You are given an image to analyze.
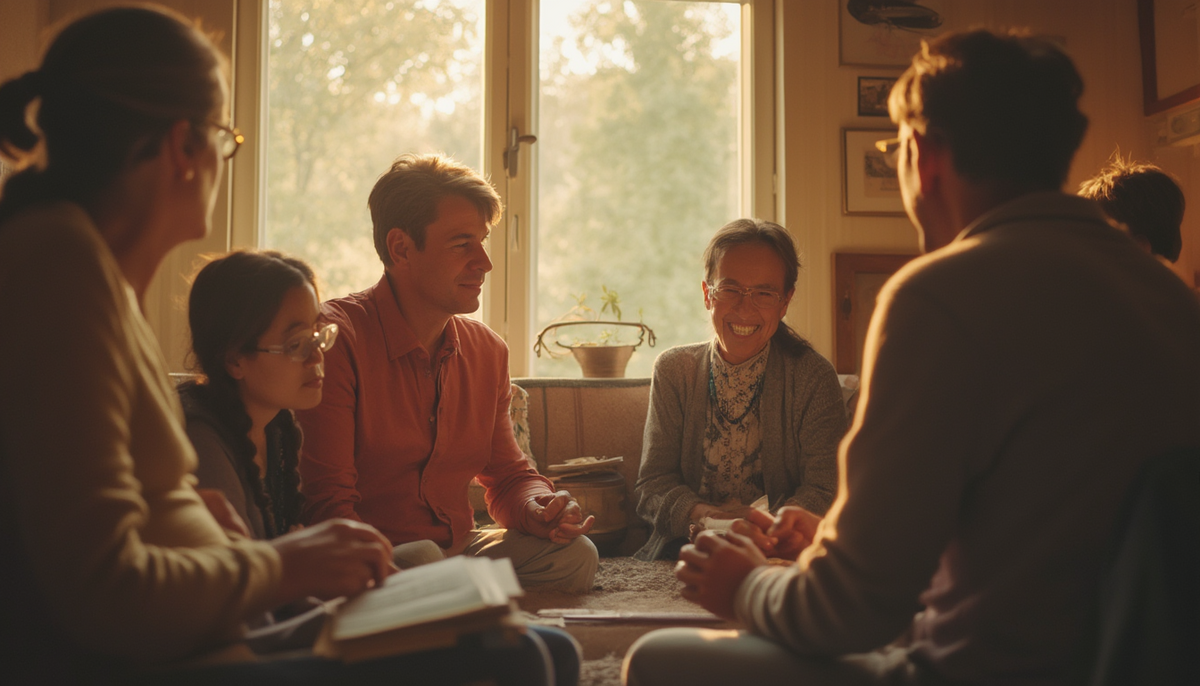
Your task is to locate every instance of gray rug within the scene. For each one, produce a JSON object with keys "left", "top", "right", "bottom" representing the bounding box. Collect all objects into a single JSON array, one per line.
[{"left": 521, "top": 557, "right": 741, "bottom": 686}]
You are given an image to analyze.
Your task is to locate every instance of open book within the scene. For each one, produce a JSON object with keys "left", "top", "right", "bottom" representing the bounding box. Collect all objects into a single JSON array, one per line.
[{"left": 313, "top": 556, "right": 524, "bottom": 662}]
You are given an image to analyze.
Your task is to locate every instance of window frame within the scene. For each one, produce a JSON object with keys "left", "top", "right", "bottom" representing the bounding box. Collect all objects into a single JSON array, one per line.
[
  {"left": 148, "top": 0, "right": 776, "bottom": 375},
  {"left": 486, "top": 0, "right": 778, "bottom": 376}
]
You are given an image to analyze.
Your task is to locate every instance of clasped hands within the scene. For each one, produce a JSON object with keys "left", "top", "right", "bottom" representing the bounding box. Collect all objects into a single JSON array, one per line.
[
  {"left": 675, "top": 505, "right": 822, "bottom": 619},
  {"left": 521, "top": 489, "right": 595, "bottom": 544}
]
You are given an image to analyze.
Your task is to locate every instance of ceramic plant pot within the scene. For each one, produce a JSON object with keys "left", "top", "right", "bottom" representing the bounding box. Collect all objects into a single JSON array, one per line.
[{"left": 534, "top": 321, "right": 656, "bottom": 378}]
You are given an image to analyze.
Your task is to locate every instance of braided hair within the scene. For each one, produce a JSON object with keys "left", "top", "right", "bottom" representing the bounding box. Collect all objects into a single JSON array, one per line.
[{"left": 186, "top": 250, "right": 317, "bottom": 537}]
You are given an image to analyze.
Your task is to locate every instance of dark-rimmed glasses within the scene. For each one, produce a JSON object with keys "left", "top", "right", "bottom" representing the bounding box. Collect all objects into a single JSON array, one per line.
[
  {"left": 707, "top": 284, "right": 785, "bottom": 309},
  {"left": 256, "top": 323, "right": 338, "bottom": 362}
]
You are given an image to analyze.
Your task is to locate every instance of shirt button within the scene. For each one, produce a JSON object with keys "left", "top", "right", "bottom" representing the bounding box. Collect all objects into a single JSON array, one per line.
[{"left": 429, "top": 416, "right": 435, "bottom": 423}]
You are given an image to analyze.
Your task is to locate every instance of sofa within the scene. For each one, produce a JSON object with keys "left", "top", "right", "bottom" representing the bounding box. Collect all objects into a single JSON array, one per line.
[
  {"left": 474, "top": 374, "right": 861, "bottom": 557},
  {"left": 513, "top": 377, "right": 654, "bottom": 556}
]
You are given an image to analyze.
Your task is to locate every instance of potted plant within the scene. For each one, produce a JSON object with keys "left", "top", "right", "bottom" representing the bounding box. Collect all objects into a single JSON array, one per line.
[{"left": 534, "top": 286, "right": 656, "bottom": 378}]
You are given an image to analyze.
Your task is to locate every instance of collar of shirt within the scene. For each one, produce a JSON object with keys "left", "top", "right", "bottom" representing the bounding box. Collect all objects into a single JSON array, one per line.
[
  {"left": 958, "top": 191, "right": 1114, "bottom": 244},
  {"left": 371, "top": 273, "right": 461, "bottom": 364}
]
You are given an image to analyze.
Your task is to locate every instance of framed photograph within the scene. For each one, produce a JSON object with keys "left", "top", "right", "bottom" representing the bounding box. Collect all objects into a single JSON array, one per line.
[
  {"left": 857, "top": 77, "right": 897, "bottom": 117},
  {"left": 1138, "top": 0, "right": 1200, "bottom": 115},
  {"left": 839, "top": 0, "right": 955, "bottom": 67},
  {"left": 832, "top": 253, "right": 917, "bottom": 374},
  {"left": 842, "top": 128, "right": 904, "bottom": 216}
]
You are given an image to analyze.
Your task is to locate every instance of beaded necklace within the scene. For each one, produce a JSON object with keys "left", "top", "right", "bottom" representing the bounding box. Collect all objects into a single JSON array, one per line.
[{"left": 708, "top": 358, "right": 766, "bottom": 425}]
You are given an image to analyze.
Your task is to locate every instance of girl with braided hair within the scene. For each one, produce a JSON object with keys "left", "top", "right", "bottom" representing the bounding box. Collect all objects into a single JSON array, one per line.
[{"left": 181, "top": 250, "right": 331, "bottom": 541}]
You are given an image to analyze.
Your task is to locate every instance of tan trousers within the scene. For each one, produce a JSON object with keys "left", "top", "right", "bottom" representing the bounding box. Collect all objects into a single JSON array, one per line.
[
  {"left": 392, "top": 529, "right": 598, "bottom": 593},
  {"left": 623, "top": 629, "right": 946, "bottom": 686}
]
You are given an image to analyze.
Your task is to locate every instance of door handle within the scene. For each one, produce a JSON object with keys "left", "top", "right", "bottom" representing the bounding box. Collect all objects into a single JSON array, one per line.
[{"left": 503, "top": 126, "right": 537, "bottom": 178}]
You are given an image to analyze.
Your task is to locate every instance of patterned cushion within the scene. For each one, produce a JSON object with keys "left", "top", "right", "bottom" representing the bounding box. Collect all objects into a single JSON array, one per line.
[
  {"left": 469, "top": 384, "right": 539, "bottom": 522},
  {"left": 510, "top": 382, "right": 537, "bottom": 469}
]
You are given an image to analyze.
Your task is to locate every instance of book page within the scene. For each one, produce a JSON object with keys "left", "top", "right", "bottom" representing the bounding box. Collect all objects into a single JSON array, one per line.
[
  {"left": 333, "top": 556, "right": 514, "bottom": 640},
  {"left": 489, "top": 558, "right": 523, "bottom": 598}
]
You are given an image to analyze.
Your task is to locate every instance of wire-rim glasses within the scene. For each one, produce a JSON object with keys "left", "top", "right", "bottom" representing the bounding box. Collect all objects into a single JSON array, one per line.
[
  {"left": 707, "top": 284, "right": 785, "bottom": 309},
  {"left": 256, "top": 323, "right": 338, "bottom": 362},
  {"left": 210, "top": 121, "right": 245, "bottom": 161}
]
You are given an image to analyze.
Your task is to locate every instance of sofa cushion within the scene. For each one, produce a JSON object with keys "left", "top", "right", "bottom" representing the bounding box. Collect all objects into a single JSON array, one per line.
[
  {"left": 509, "top": 382, "right": 537, "bottom": 470},
  {"left": 513, "top": 377, "right": 652, "bottom": 555}
]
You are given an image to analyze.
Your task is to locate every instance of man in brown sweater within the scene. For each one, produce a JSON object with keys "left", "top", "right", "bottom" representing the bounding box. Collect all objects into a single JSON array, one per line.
[{"left": 623, "top": 29, "right": 1200, "bottom": 686}]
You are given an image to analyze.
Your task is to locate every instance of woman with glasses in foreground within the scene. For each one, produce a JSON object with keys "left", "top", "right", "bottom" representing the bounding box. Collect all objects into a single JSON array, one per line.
[
  {"left": 0, "top": 7, "right": 573, "bottom": 684},
  {"left": 633, "top": 219, "right": 846, "bottom": 562}
]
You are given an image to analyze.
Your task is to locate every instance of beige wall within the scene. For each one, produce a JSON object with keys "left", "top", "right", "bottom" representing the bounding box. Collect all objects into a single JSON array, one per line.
[
  {"left": 776, "top": 0, "right": 1199, "bottom": 361},
  {"left": 0, "top": 2, "right": 45, "bottom": 82},
  {"left": 1152, "top": 136, "right": 1200, "bottom": 291}
]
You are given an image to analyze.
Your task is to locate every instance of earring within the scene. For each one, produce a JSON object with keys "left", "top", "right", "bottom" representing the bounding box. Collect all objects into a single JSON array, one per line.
[{"left": 184, "top": 169, "right": 195, "bottom": 181}]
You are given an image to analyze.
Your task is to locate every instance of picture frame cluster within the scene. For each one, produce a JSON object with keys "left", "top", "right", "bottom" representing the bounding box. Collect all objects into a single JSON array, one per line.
[{"left": 839, "top": 1, "right": 956, "bottom": 217}]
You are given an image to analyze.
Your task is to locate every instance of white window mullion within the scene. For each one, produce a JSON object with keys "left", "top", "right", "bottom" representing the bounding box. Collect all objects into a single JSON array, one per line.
[
  {"left": 484, "top": 0, "right": 537, "bottom": 376},
  {"left": 746, "top": 0, "right": 776, "bottom": 221}
]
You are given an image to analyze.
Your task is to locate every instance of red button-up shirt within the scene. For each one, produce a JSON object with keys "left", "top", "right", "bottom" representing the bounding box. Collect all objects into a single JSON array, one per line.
[{"left": 296, "top": 275, "right": 553, "bottom": 548}]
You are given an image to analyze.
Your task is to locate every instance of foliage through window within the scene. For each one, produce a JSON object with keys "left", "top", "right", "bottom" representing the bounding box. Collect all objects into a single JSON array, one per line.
[
  {"left": 265, "top": 1, "right": 746, "bottom": 378},
  {"left": 265, "top": 0, "right": 485, "bottom": 299},
  {"left": 534, "top": 1, "right": 741, "bottom": 377}
]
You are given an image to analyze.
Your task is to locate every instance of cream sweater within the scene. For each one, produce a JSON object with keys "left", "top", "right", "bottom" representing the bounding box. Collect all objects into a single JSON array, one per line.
[{"left": 0, "top": 203, "right": 281, "bottom": 671}]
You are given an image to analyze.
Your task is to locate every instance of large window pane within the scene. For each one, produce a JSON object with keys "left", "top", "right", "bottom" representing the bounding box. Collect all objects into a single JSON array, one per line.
[
  {"left": 265, "top": 0, "right": 486, "bottom": 300},
  {"left": 535, "top": 0, "right": 741, "bottom": 377}
]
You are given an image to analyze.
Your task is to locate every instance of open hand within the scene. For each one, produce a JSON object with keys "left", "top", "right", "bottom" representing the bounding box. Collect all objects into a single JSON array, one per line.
[
  {"left": 269, "top": 519, "right": 394, "bottom": 606},
  {"left": 522, "top": 491, "right": 595, "bottom": 544},
  {"left": 674, "top": 530, "right": 766, "bottom": 619}
]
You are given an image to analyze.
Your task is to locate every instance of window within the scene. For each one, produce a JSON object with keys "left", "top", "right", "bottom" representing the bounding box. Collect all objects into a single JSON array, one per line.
[
  {"left": 532, "top": 1, "right": 745, "bottom": 377},
  {"left": 259, "top": 0, "right": 775, "bottom": 376},
  {"left": 264, "top": 0, "right": 487, "bottom": 299}
]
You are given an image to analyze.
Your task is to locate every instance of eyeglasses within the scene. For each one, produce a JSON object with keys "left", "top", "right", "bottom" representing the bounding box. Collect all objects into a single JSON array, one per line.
[
  {"left": 707, "top": 284, "right": 785, "bottom": 309},
  {"left": 256, "top": 323, "right": 338, "bottom": 362},
  {"left": 209, "top": 122, "right": 244, "bottom": 161},
  {"left": 875, "top": 137, "right": 902, "bottom": 170}
]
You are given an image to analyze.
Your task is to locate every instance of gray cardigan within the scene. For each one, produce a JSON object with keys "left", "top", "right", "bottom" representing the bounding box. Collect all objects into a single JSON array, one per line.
[{"left": 633, "top": 341, "right": 846, "bottom": 561}]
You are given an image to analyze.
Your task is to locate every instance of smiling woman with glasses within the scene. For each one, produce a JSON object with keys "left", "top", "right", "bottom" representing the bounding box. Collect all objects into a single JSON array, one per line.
[{"left": 633, "top": 218, "right": 847, "bottom": 562}]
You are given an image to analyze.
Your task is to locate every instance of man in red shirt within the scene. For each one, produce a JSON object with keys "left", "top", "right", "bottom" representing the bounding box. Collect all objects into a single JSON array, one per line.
[{"left": 297, "top": 153, "right": 598, "bottom": 592}]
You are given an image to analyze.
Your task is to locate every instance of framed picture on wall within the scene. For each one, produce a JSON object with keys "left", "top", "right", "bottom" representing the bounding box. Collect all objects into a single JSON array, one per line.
[
  {"left": 832, "top": 252, "right": 917, "bottom": 374},
  {"left": 842, "top": 128, "right": 905, "bottom": 216},
  {"left": 839, "top": 0, "right": 956, "bottom": 67},
  {"left": 857, "top": 76, "right": 898, "bottom": 117},
  {"left": 1138, "top": 0, "right": 1200, "bottom": 115}
]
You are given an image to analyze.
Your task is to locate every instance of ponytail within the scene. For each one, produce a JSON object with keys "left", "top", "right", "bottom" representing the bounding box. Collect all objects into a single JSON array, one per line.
[
  {"left": 0, "top": 70, "right": 43, "bottom": 161},
  {"left": 0, "top": 6, "right": 225, "bottom": 224}
]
